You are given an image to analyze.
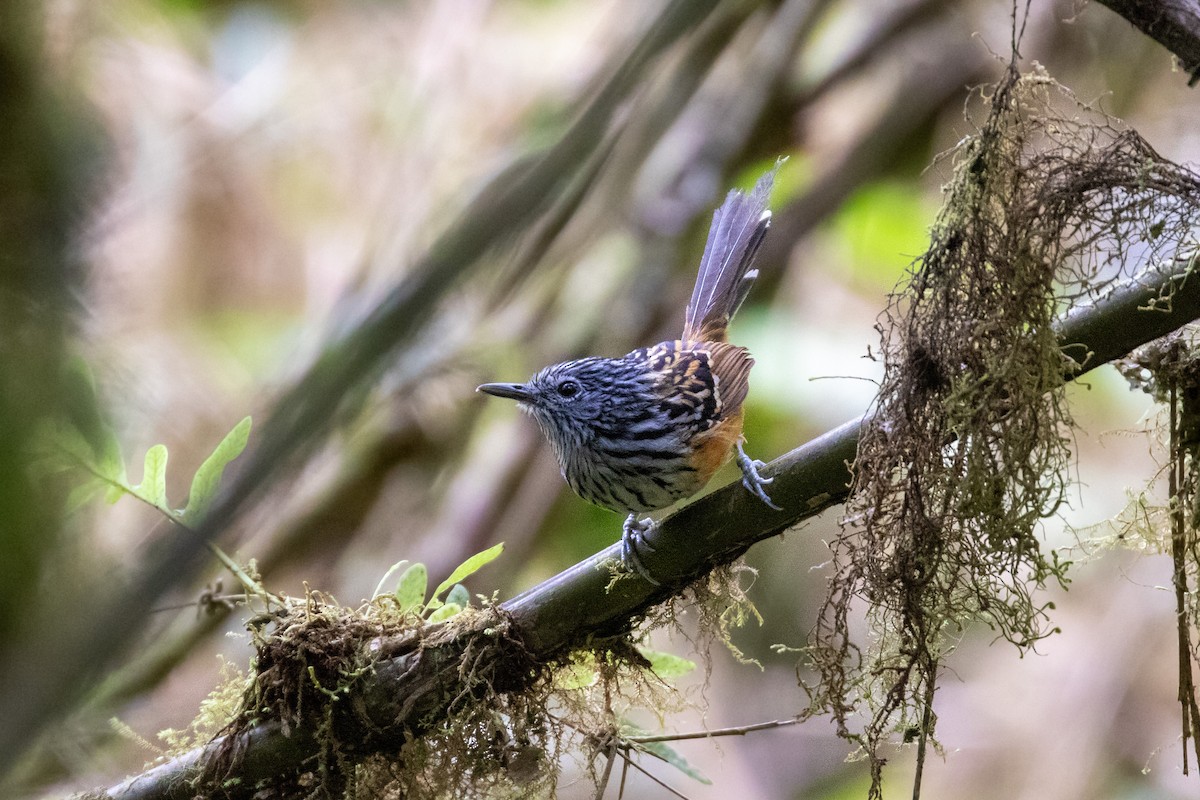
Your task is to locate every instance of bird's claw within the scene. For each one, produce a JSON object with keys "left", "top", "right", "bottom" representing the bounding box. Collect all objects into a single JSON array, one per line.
[
  {"left": 621, "top": 514, "right": 661, "bottom": 585},
  {"left": 737, "top": 443, "right": 781, "bottom": 511}
]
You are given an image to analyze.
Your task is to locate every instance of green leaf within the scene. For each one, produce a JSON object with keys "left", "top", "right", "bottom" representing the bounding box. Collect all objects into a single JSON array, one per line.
[
  {"left": 182, "top": 416, "right": 252, "bottom": 522},
  {"left": 431, "top": 542, "right": 504, "bottom": 602},
  {"left": 93, "top": 422, "right": 126, "bottom": 486},
  {"left": 445, "top": 583, "right": 470, "bottom": 609},
  {"left": 65, "top": 478, "right": 105, "bottom": 514},
  {"left": 134, "top": 444, "right": 170, "bottom": 510},
  {"left": 372, "top": 560, "right": 409, "bottom": 600},
  {"left": 427, "top": 602, "right": 463, "bottom": 622},
  {"left": 40, "top": 419, "right": 129, "bottom": 504},
  {"left": 61, "top": 356, "right": 126, "bottom": 484},
  {"left": 38, "top": 420, "right": 125, "bottom": 485},
  {"left": 636, "top": 739, "right": 711, "bottom": 785},
  {"left": 638, "top": 648, "right": 696, "bottom": 680},
  {"left": 394, "top": 563, "right": 428, "bottom": 613}
]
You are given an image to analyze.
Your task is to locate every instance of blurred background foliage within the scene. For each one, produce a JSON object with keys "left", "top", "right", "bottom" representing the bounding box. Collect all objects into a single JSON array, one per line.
[{"left": 4, "top": 0, "right": 1200, "bottom": 797}]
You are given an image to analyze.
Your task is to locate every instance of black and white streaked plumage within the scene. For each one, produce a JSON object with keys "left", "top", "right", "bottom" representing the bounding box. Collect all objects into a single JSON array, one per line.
[{"left": 479, "top": 165, "right": 781, "bottom": 582}]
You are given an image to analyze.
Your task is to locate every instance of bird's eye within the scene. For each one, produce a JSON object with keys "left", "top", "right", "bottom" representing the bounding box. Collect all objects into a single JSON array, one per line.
[{"left": 556, "top": 379, "right": 580, "bottom": 398}]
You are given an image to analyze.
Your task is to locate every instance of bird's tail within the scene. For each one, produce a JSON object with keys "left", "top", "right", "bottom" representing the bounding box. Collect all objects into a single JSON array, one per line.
[{"left": 682, "top": 163, "right": 778, "bottom": 343}]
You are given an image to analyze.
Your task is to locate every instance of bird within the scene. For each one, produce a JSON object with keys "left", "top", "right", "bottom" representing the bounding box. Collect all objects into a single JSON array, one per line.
[{"left": 478, "top": 166, "right": 781, "bottom": 584}]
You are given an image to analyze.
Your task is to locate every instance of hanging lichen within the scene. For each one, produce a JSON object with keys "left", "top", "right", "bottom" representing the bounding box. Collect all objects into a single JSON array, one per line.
[
  {"left": 1114, "top": 329, "right": 1200, "bottom": 773},
  {"left": 804, "top": 61, "right": 1200, "bottom": 799}
]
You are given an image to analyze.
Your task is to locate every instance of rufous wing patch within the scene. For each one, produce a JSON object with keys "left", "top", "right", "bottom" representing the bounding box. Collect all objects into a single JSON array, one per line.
[{"left": 707, "top": 342, "right": 753, "bottom": 415}]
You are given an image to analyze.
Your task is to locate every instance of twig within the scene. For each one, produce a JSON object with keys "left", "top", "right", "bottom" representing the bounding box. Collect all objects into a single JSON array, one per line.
[
  {"left": 593, "top": 741, "right": 617, "bottom": 800},
  {"left": 614, "top": 748, "right": 693, "bottom": 800},
  {"left": 626, "top": 717, "right": 799, "bottom": 743}
]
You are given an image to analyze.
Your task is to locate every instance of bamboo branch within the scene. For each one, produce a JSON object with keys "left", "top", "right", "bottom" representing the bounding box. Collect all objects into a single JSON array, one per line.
[{"left": 85, "top": 257, "right": 1200, "bottom": 800}]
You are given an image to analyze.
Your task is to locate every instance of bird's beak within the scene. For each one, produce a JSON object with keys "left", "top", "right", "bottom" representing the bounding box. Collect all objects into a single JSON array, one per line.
[{"left": 477, "top": 382, "right": 535, "bottom": 403}]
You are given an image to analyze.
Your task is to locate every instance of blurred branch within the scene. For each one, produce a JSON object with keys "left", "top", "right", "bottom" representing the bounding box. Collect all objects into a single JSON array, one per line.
[
  {"left": 637, "top": 0, "right": 829, "bottom": 226},
  {"left": 1092, "top": 0, "right": 1200, "bottom": 84},
  {"left": 0, "top": 0, "right": 105, "bottom": 782},
  {"left": 87, "top": 256, "right": 1200, "bottom": 800},
  {"left": 759, "top": 23, "right": 991, "bottom": 272},
  {"left": 794, "top": 0, "right": 949, "bottom": 106}
]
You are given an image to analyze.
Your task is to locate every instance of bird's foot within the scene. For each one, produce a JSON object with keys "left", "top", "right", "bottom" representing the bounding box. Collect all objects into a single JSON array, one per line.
[
  {"left": 621, "top": 514, "right": 661, "bottom": 586},
  {"left": 737, "top": 442, "right": 781, "bottom": 511}
]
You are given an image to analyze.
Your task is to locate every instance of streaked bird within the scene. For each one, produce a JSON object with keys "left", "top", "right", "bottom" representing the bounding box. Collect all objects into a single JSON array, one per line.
[{"left": 479, "top": 166, "right": 781, "bottom": 583}]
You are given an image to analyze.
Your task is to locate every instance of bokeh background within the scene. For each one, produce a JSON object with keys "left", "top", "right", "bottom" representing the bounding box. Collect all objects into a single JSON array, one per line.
[{"left": 5, "top": 0, "right": 1200, "bottom": 797}]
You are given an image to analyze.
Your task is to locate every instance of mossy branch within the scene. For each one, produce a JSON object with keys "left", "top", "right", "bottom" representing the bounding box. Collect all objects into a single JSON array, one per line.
[{"left": 83, "top": 256, "right": 1200, "bottom": 800}]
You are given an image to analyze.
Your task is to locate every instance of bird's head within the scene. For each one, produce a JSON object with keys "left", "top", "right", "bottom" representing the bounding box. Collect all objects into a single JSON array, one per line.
[{"left": 478, "top": 356, "right": 627, "bottom": 449}]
